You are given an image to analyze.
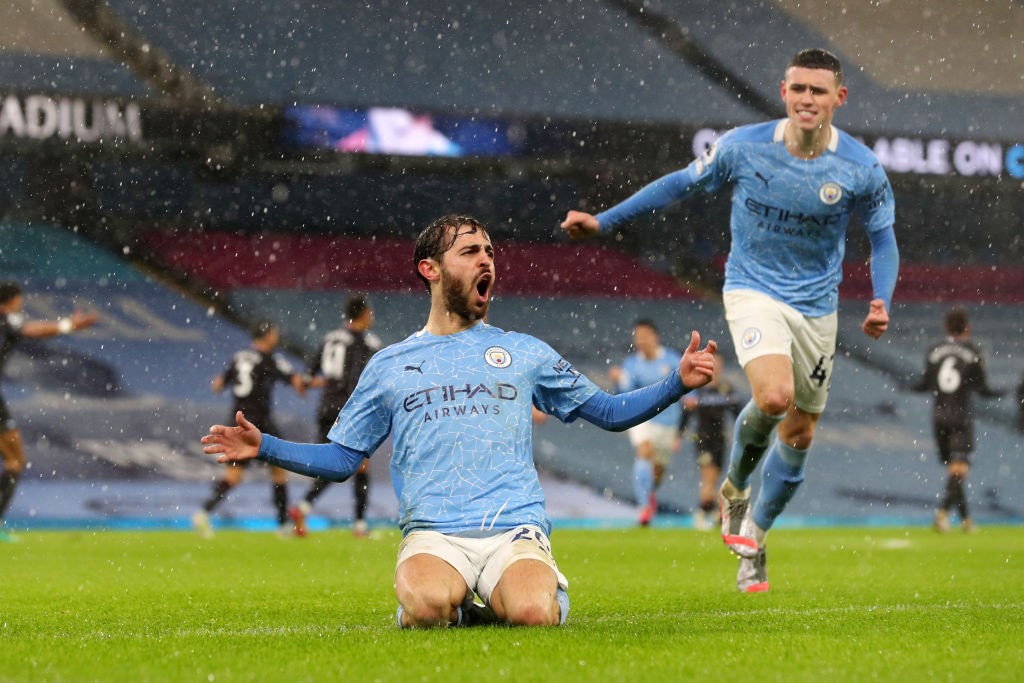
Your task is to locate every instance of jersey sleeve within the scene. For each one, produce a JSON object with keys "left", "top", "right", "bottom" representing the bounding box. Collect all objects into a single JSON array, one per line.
[
  {"left": 595, "top": 133, "right": 734, "bottom": 232},
  {"left": 857, "top": 163, "right": 896, "bottom": 236},
  {"left": 326, "top": 357, "right": 392, "bottom": 453},
  {"left": 530, "top": 339, "right": 601, "bottom": 422},
  {"left": 857, "top": 163, "right": 899, "bottom": 308}
]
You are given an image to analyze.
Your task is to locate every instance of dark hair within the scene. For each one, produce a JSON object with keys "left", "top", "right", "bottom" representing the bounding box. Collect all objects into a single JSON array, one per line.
[
  {"left": 252, "top": 319, "right": 277, "bottom": 339},
  {"left": 0, "top": 281, "right": 22, "bottom": 305},
  {"left": 413, "top": 214, "right": 488, "bottom": 292},
  {"left": 945, "top": 307, "right": 969, "bottom": 336},
  {"left": 345, "top": 295, "right": 369, "bottom": 322},
  {"left": 634, "top": 318, "right": 658, "bottom": 334},
  {"left": 788, "top": 48, "right": 843, "bottom": 84}
]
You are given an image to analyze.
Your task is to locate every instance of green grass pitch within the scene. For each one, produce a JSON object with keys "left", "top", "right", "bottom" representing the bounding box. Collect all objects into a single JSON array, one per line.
[{"left": 1, "top": 526, "right": 1021, "bottom": 682}]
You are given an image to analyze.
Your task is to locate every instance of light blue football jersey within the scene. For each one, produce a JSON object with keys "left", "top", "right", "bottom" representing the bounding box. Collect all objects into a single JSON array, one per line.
[
  {"left": 327, "top": 322, "right": 600, "bottom": 536},
  {"left": 616, "top": 347, "right": 682, "bottom": 428},
  {"left": 598, "top": 120, "right": 896, "bottom": 316}
]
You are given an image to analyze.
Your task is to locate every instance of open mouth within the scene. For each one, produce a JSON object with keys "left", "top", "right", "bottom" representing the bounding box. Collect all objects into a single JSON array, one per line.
[{"left": 476, "top": 274, "right": 493, "bottom": 301}]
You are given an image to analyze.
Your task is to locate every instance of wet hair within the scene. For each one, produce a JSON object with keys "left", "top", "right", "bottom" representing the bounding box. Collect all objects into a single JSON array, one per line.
[
  {"left": 252, "top": 319, "right": 277, "bottom": 339},
  {"left": 945, "top": 307, "right": 969, "bottom": 336},
  {"left": 634, "top": 318, "right": 658, "bottom": 334},
  {"left": 413, "top": 214, "right": 488, "bottom": 292},
  {"left": 788, "top": 48, "right": 843, "bottom": 84},
  {"left": 345, "top": 295, "right": 369, "bottom": 322},
  {"left": 0, "top": 281, "right": 22, "bottom": 305}
]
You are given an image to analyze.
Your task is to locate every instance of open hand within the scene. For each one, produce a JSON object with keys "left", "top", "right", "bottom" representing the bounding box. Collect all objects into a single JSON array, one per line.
[{"left": 201, "top": 410, "right": 263, "bottom": 463}]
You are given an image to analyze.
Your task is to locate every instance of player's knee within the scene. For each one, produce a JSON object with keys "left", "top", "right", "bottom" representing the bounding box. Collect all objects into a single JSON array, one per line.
[
  {"left": 503, "top": 595, "right": 559, "bottom": 627},
  {"left": 397, "top": 595, "right": 454, "bottom": 628},
  {"left": 754, "top": 390, "right": 791, "bottom": 417}
]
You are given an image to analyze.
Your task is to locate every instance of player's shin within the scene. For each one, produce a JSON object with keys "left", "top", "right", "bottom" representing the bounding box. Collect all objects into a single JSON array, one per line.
[
  {"left": 727, "top": 401, "right": 783, "bottom": 489},
  {"left": 752, "top": 442, "right": 807, "bottom": 534}
]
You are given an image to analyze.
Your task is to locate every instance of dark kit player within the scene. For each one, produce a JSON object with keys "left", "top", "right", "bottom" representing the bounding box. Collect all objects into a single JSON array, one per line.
[
  {"left": 193, "top": 320, "right": 307, "bottom": 537},
  {"left": 290, "top": 295, "right": 382, "bottom": 537},
  {"left": 913, "top": 308, "right": 1003, "bottom": 533}
]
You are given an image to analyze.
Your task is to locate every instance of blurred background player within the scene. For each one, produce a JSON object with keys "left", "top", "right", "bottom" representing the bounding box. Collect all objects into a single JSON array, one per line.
[
  {"left": 562, "top": 48, "right": 898, "bottom": 592},
  {"left": 193, "top": 320, "right": 306, "bottom": 538},
  {"left": 290, "top": 295, "right": 382, "bottom": 537},
  {"left": 680, "top": 358, "right": 743, "bottom": 530},
  {"left": 912, "top": 307, "right": 1003, "bottom": 534},
  {"left": 0, "top": 281, "right": 99, "bottom": 542},
  {"left": 609, "top": 318, "right": 683, "bottom": 526}
]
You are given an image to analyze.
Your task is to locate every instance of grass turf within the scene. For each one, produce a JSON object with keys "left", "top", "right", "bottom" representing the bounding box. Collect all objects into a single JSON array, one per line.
[{"left": 1, "top": 526, "right": 1021, "bottom": 682}]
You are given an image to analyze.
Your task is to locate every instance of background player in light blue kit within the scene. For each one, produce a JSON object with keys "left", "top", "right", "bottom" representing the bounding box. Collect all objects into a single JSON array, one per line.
[
  {"left": 562, "top": 49, "right": 899, "bottom": 592},
  {"left": 202, "top": 214, "right": 718, "bottom": 628},
  {"left": 609, "top": 318, "right": 683, "bottom": 526}
]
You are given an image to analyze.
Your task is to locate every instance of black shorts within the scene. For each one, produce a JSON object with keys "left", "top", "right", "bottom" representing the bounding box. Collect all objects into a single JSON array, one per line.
[
  {"left": 693, "top": 435, "right": 726, "bottom": 469},
  {"left": 935, "top": 424, "right": 973, "bottom": 466}
]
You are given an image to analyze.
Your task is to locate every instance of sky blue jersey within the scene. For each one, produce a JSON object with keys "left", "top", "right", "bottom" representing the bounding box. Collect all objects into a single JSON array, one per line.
[
  {"left": 616, "top": 347, "right": 682, "bottom": 428},
  {"left": 597, "top": 120, "right": 898, "bottom": 316},
  {"left": 327, "top": 322, "right": 600, "bottom": 537}
]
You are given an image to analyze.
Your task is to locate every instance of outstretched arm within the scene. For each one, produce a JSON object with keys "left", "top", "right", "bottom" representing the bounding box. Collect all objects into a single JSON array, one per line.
[
  {"left": 561, "top": 170, "right": 694, "bottom": 240},
  {"left": 201, "top": 410, "right": 365, "bottom": 481},
  {"left": 21, "top": 309, "right": 99, "bottom": 338}
]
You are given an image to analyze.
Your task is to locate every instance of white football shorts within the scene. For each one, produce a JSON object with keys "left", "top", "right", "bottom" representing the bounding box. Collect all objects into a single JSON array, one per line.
[
  {"left": 627, "top": 420, "right": 678, "bottom": 467},
  {"left": 396, "top": 524, "right": 568, "bottom": 605},
  {"left": 723, "top": 288, "right": 838, "bottom": 414}
]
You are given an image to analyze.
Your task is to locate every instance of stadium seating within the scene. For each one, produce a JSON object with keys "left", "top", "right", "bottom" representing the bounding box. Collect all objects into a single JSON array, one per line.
[
  {"left": 103, "top": 0, "right": 762, "bottom": 124},
  {"left": 96, "top": 0, "right": 1022, "bottom": 139},
  {"left": 0, "top": 221, "right": 313, "bottom": 490},
  {"left": 639, "top": 0, "right": 1024, "bottom": 139}
]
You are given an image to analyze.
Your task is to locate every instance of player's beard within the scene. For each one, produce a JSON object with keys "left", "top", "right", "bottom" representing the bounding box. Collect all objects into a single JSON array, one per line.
[{"left": 441, "top": 270, "right": 489, "bottom": 323}]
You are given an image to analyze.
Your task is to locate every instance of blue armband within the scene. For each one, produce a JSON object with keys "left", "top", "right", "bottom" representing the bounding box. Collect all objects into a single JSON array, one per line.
[
  {"left": 258, "top": 435, "right": 367, "bottom": 482},
  {"left": 575, "top": 371, "right": 685, "bottom": 431}
]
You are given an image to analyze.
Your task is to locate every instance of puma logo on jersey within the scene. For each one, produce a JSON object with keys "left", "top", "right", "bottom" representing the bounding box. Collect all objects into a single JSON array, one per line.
[{"left": 404, "top": 361, "right": 425, "bottom": 374}]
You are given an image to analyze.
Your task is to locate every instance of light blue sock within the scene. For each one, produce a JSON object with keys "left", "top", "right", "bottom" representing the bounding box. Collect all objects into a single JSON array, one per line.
[
  {"left": 556, "top": 588, "right": 570, "bottom": 625},
  {"left": 727, "top": 401, "right": 784, "bottom": 490},
  {"left": 633, "top": 458, "right": 654, "bottom": 505},
  {"left": 752, "top": 442, "right": 808, "bottom": 531}
]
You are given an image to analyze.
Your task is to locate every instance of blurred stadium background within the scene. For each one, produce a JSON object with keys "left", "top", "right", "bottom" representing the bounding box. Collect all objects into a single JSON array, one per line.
[{"left": 1, "top": 0, "right": 1021, "bottom": 530}]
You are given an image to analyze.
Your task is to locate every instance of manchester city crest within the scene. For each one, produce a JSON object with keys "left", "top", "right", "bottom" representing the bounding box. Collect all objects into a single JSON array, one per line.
[
  {"left": 484, "top": 346, "right": 512, "bottom": 368},
  {"left": 741, "top": 327, "right": 762, "bottom": 349},
  {"left": 818, "top": 181, "right": 843, "bottom": 205}
]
